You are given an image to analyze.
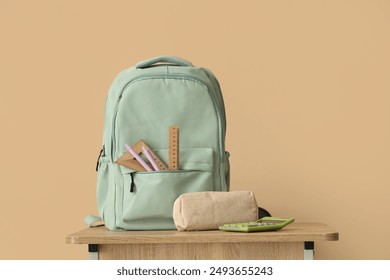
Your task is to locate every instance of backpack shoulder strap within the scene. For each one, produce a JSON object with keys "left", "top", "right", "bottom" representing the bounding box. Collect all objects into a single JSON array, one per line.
[{"left": 84, "top": 215, "right": 105, "bottom": 227}]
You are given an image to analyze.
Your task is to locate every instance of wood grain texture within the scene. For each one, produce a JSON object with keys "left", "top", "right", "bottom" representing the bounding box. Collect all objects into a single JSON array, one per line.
[
  {"left": 98, "top": 242, "right": 304, "bottom": 260},
  {"left": 66, "top": 222, "right": 338, "bottom": 244}
]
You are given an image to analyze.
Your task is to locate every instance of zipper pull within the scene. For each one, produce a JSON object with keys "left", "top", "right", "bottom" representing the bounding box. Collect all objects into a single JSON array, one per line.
[
  {"left": 130, "top": 172, "right": 135, "bottom": 193},
  {"left": 96, "top": 145, "right": 105, "bottom": 172}
]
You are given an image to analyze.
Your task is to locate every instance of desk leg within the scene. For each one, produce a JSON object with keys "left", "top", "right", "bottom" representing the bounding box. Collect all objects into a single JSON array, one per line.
[
  {"left": 304, "top": 242, "right": 314, "bottom": 260},
  {"left": 88, "top": 244, "right": 99, "bottom": 260}
]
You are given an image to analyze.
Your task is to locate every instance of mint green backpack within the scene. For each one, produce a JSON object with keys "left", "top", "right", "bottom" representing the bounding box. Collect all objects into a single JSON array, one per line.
[{"left": 91, "top": 56, "right": 229, "bottom": 230}]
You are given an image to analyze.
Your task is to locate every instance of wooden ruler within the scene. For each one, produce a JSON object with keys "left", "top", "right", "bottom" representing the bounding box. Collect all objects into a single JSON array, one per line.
[
  {"left": 115, "top": 139, "right": 168, "bottom": 171},
  {"left": 168, "top": 126, "right": 180, "bottom": 170}
]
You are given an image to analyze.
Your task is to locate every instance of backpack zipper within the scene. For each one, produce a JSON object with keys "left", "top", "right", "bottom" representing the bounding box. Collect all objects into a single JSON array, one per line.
[
  {"left": 95, "top": 145, "right": 105, "bottom": 172},
  {"left": 129, "top": 169, "right": 196, "bottom": 193},
  {"left": 130, "top": 172, "right": 135, "bottom": 193}
]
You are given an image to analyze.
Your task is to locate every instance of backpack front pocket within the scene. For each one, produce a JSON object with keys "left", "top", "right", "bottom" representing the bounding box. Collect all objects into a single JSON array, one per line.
[
  {"left": 119, "top": 148, "right": 214, "bottom": 225},
  {"left": 122, "top": 170, "right": 213, "bottom": 221}
]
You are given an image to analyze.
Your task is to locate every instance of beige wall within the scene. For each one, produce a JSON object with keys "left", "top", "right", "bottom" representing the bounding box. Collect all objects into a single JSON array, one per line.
[{"left": 1, "top": 0, "right": 389, "bottom": 259}]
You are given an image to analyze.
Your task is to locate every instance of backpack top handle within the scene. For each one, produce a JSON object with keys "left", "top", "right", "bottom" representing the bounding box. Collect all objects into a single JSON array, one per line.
[{"left": 136, "top": 56, "right": 194, "bottom": 69}]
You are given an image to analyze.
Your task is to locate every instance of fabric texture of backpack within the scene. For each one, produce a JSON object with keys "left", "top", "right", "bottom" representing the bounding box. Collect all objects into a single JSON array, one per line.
[{"left": 94, "top": 56, "right": 230, "bottom": 230}]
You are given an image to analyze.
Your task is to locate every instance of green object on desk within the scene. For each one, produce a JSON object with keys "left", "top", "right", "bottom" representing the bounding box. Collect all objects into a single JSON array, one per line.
[
  {"left": 92, "top": 56, "right": 230, "bottom": 230},
  {"left": 219, "top": 217, "right": 295, "bottom": 232}
]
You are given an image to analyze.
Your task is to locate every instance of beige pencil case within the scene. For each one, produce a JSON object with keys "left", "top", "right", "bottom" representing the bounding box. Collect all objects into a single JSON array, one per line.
[{"left": 173, "top": 191, "right": 258, "bottom": 231}]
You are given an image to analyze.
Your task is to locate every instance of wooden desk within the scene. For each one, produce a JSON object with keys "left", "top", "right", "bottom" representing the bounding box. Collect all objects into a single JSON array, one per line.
[{"left": 66, "top": 222, "right": 338, "bottom": 260}]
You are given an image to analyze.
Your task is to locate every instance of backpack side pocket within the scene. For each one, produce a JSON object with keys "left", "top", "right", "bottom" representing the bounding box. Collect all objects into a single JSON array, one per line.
[{"left": 96, "top": 154, "right": 110, "bottom": 221}]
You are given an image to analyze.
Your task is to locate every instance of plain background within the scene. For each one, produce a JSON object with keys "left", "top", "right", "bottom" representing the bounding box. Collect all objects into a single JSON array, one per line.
[{"left": 1, "top": 0, "right": 389, "bottom": 259}]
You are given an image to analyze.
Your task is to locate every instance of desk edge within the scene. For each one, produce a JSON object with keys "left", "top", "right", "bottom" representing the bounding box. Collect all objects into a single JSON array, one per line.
[{"left": 66, "top": 231, "right": 339, "bottom": 245}]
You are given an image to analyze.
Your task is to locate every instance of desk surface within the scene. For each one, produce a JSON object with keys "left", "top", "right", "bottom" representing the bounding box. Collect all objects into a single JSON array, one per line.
[{"left": 66, "top": 222, "right": 339, "bottom": 245}]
